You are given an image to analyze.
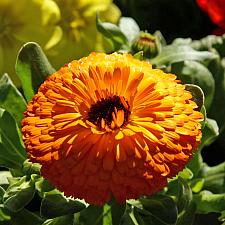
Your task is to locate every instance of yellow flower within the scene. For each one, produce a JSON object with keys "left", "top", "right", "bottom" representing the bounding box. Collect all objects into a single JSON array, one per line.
[
  {"left": 46, "top": 0, "right": 121, "bottom": 69},
  {"left": 22, "top": 53, "right": 203, "bottom": 205},
  {"left": 0, "top": 0, "right": 61, "bottom": 85}
]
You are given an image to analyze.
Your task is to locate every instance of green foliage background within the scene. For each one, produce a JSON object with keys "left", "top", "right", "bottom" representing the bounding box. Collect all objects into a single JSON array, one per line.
[{"left": 0, "top": 17, "right": 225, "bottom": 225}]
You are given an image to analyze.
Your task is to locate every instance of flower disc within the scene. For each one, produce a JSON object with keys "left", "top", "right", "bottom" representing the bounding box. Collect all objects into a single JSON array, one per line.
[{"left": 22, "top": 52, "right": 203, "bottom": 205}]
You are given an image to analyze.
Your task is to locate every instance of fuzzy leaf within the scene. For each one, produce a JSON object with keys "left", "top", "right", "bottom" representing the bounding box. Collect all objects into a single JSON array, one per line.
[
  {"left": 178, "top": 168, "right": 193, "bottom": 180},
  {"left": 219, "top": 210, "right": 225, "bottom": 222},
  {"left": 200, "top": 162, "right": 225, "bottom": 193},
  {"left": 190, "top": 178, "right": 205, "bottom": 193},
  {"left": 177, "top": 177, "right": 192, "bottom": 213},
  {"left": 194, "top": 190, "right": 225, "bottom": 214},
  {"left": 200, "top": 118, "right": 219, "bottom": 149},
  {"left": 75, "top": 205, "right": 104, "bottom": 225},
  {"left": 136, "top": 195, "right": 178, "bottom": 225},
  {"left": 0, "top": 74, "right": 26, "bottom": 125},
  {"left": 22, "top": 159, "right": 41, "bottom": 176},
  {"left": 191, "top": 34, "right": 225, "bottom": 57},
  {"left": 185, "top": 84, "right": 204, "bottom": 111},
  {"left": 208, "top": 57, "right": 225, "bottom": 132},
  {"left": 42, "top": 215, "right": 73, "bottom": 225},
  {"left": 175, "top": 178, "right": 196, "bottom": 225},
  {"left": 31, "top": 175, "right": 54, "bottom": 197},
  {"left": 187, "top": 153, "right": 203, "bottom": 178},
  {"left": 119, "top": 17, "right": 140, "bottom": 44},
  {"left": 3, "top": 176, "right": 35, "bottom": 212},
  {"left": 96, "top": 14, "right": 128, "bottom": 49},
  {"left": 0, "top": 171, "right": 11, "bottom": 187},
  {"left": 41, "top": 190, "right": 87, "bottom": 219},
  {"left": 0, "top": 108, "right": 26, "bottom": 170},
  {"left": 171, "top": 61, "right": 214, "bottom": 110},
  {"left": 15, "top": 42, "right": 55, "bottom": 102},
  {"left": 10, "top": 208, "right": 43, "bottom": 225},
  {"left": 151, "top": 45, "right": 218, "bottom": 66},
  {"left": 120, "top": 205, "right": 139, "bottom": 225}
]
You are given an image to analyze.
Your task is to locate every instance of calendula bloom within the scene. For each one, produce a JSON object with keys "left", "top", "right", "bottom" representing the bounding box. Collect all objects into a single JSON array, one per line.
[{"left": 22, "top": 53, "right": 203, "bottom": 205}]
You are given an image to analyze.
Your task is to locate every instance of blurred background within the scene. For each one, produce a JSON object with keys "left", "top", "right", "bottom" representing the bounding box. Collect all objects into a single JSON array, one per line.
[
  {"left": 1, "top": 0, "right": 222, "bottom": 85},
  {"left": 115, "top": 0, "right": 216, "bottom": 42},
  {"left": 1, "top": 0, "right": 224, "bottom": 167},
  {"left": 0, "top": 1, "right": 225, "bottom": 224},
  {"left": 1, "top": 0, "right": 224, "bottom": 163}
]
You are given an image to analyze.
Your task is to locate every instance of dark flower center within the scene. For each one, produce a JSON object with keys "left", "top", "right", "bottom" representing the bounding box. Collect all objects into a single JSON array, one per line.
[{"left": 87, "top": 95, "right": 131, "bottom": 129}]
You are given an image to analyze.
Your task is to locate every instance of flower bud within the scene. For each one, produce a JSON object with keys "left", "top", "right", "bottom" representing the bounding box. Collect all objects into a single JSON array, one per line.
[{"left": 132, "top": 32, "right": 159, "bottom": 59}]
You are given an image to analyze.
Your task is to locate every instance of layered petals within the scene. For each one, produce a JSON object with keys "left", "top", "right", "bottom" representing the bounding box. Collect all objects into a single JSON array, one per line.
[{"left": 22, "top": 52, "right": 203, "bottom": 205}]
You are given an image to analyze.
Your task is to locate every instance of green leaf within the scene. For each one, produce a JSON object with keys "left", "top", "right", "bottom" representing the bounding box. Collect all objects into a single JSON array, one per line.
[
  {"left": 194, "top": 190, "right": 225, "bottom": 214},
  {"left": 191, "top": 34, "right": 225, "bottom": 57},
  {"left": 176, "top": 178, "right": 196, "bottom": 225},
  {"left": 151, "top": 45, "right": 218, "bottom": 66},
  {"left": 42, "top": 215, "right": 73, "bottom": 225},
  {"left": 96, "top": 14, "right": 128, "bottom": 50},
  {"left": 15, "top": 42, "right": 55, "bottom": 102},
  {"left": 7, "top": 177, "right": 22, "bottom": 186},
  {"left": 207, "top": 57, "right": 225, "bottom": 132},
  {"left": 0, "top": 208, "right": 11, "bottom": 222},
  {"left": 119, "top": 17, "right": 140, "bottom": 44},
  {"left": 120, "top": 204, "right": 139, "bottom": 225},
  {"left": 184, "top": 84, "right": 204, "bottom": 111},
  {"left": 200, "top": 106, "right": 206, "bottom": 129},
  {"left": 219, "top": 210, "right": 225, "bottom": 222},
  {"left": 22, "top": 159, "right": 41, "bottom": 177},
  {"left": 172, "top": 38, "right": 192, "bottom": 46},
  {"left": 3, "top": 176, "right": 35, "bottom": 212},
  {"left": 31, "top": 175, "right": 54, "bottom": 197},
  {"left": 190, "top": 178, "right": 204, "bottom": 193},
  {"left": 0, "top": 171, "right": 12, "bottom": 187},
  {"left": 0, "top": 74, "right": 26, "bottom": 125},
  {"left": 171, "top": 61, "right": 214, "bottom": 110},
  {"left": 187, "top": 153, "right": 203, "bottom": 178},
  {"left": 177, "top": 177, "right": 192, "bottom": 213},
  {"left": 0, "top": 186, "right": 5, "bottom": 202},
  {"left": 74, "top": 201, "right": 124, "bottom": 225},
  {"left": 200, "top": 162, "right": 225, "bottom": 193},
  {"left": 10, "top": 208, "right": 43, "bottom": 225},
  {"left": 75, "top": 205, "right": 104, "bottom": 225},
  {"left": 110, "top": 200, "right": 125, "bottom": 225},
  {"left": 0, "top": 108, "right": 26, "bottom": 170},
  {"left": 178, "top": 167, "right": 193, "bottom": 180},
  {"left": 175, "top": 201, "right": 196, "bottom": 225},
  {"left": 102, "top": 204, "right": 112, "bottom": 225},
  {"left": 200, "top": 118, "right": 219, "bottom": 149},
  {"left": 153, "top": 31, "right": 167, "bottom": 53},
  {"left": 40, "top": 190, "right": 87, "bottom": 219},
  {"left": 138, "top": 195, "right": 178, "bottom": 225}
]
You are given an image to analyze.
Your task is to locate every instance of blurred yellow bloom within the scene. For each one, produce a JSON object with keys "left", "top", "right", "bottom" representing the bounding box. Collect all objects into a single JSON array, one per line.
[
  {"left": 0, "top": 0, "right": 62, "bottom": 85},
  {"left": 47, "top": 0, "right": 121, "bottom": 69}
]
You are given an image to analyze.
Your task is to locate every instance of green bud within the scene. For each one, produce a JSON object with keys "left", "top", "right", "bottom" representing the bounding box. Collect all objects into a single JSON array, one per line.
[{"left": 131, "top": 32, "right": 159, "bottom": 59}]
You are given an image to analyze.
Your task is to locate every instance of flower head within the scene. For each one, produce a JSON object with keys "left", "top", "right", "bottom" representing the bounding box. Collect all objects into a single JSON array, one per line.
[
  {"left": 132, "top": 32, "right": 159, "bottom": 58},
  {"left": 22, "top": 53, "right": 203, "bottom": 205}
]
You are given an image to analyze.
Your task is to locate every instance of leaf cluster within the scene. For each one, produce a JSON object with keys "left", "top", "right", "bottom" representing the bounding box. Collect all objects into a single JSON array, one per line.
[{"left": 0, "top": 18, "right": 224, "bottom": 225}]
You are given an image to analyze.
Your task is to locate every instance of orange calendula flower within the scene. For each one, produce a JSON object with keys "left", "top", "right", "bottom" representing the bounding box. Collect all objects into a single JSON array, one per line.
[{"left": 22, "top": 52, "right": 203, "bottom": 205}]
